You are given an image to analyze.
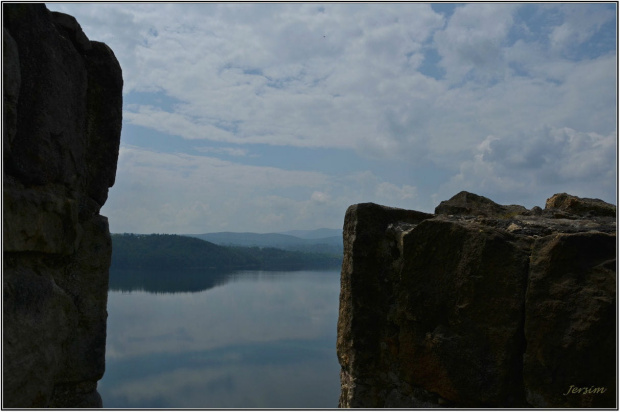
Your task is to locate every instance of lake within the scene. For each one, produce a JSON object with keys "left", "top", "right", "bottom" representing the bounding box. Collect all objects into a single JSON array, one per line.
[{"left": 99, "top": 268, "right": 342, "bottom": 408}]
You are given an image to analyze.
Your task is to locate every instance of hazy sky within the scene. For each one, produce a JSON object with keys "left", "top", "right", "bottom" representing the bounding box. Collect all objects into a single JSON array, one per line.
[{"left": 48, "top": 2, "right": 617, "bottom": 234}]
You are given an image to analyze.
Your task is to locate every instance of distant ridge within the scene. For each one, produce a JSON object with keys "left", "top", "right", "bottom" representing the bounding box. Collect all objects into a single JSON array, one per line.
[
  {"left": 277, "top": 228, "right": 342, "bottom": 239},
  {"left": 110, "top": 233, "right": 342, "bottom": 271},
  {"left": 185, "top": 230, "right": 343, "bottom": 255}
]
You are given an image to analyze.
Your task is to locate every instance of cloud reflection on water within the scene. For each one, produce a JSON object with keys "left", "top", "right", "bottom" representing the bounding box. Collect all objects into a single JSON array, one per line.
[{"left": 100, "top": 270, "right": 341, "bottom": 408}]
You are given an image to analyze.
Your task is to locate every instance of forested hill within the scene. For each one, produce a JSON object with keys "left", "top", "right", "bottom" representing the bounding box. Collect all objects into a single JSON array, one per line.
[
  {"left": 111, "top": 233, "right": 342, "bottom": 270},
  {"left": 186, "top": 231, "right": 342, "bottom": 255}
]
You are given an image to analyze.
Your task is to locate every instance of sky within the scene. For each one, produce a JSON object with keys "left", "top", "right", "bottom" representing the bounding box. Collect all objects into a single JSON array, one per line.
[{"left": 47, "top": 2, "right": 617, "bottom": 234}]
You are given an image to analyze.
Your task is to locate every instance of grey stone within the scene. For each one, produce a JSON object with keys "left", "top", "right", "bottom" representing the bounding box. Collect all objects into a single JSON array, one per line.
[{"left": 3, "top": 4, "right": 122, "bottom": 408}]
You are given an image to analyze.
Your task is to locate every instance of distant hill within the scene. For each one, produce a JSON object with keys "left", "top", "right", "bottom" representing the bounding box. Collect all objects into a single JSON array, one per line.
[
  {"left": 188, "top": 232, "right": 302, "bottom": 247},
  {"left": 186, "top": 230, "right": 343, "bottom": 255},
  {"left": 277, "top": 228, "right": 342, "bottom": 239},
  {"left": 111, "top": 233, "right": 342, "bottom": 271},
  {"left": 110, "top": 233, "right": 257, "bottom": 270}
]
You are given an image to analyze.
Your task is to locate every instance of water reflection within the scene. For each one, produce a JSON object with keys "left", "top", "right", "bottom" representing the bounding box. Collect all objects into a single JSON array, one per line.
[
  {"left": 101, "top": 269, "right": 341, "bottom": 408},
  {"left": 109, "top": 267, "right": 235, "bottom": 293}
]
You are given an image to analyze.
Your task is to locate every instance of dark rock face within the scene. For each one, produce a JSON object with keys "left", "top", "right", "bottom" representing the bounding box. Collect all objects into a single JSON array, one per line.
[
  {"left": 3, "top": 4, "right": 122, "bottom": 408},
  {"left": 524, "top": 232, "right": 615, "bottom": 408},
  {"left": 338, "top": 192, "right": 616, "bottom": 408}
]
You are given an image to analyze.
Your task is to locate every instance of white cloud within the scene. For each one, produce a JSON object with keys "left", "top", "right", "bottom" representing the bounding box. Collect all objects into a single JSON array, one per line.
[
  {"left": 124, "top": 105, "right": 236, "bottom": 142},
  {"left": 49, "top": 3, "right": 616, "bottom": 231},
  {"left": 102, "top": 146, "right": 423, "bottom": 233},
  {"left": 311, "top": 191, "right": 330, "bottom": 203},
  {"left": 50, "top": 3, "right": 448, "bottom": 155},
  {"left": 52, "top": 4, "right": 616, "bottom": 151},
  {"left": 376, "top": 182, "right": 417, "bottom": 201},
  {"left": 193, "top": 146, "right": 253, "bottom": 157},
  {"left": 102, "top": 146, "right": 326, "bottom": 232},
  {"left": 548, "top": 4, "right": 615, "bottom": 55},
  {"left": 437, "top": 126, "right": 617, "bottom": 208},
  {"left": 434, "top": 4, "right": 518, "bottom": 84}
]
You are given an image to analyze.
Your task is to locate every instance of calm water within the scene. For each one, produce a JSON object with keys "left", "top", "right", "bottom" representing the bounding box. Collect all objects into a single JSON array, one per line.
[{"left": 99, "top": 269, "right": 342, "bottom": 408}]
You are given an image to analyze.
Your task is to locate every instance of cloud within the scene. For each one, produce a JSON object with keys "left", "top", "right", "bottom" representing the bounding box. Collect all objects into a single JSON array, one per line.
[
  {"left": 434, "top": 4, "right": 518, "bottom": 84},
  {"left": 437, "top": 126, "right": 616, "bottom": 208},
  {"left": 194, "top": 146, "right": 253, "bottom": 157},
  {"left": 50, "top": 3, "right": 448, "bottom": 156},
  {"left": 50, "top": 3, "right": 616, "bottom": 232},
  {"left": 376, "top": 182, "right": 417, "bottom": 201},
  {"left": 102, "top": 146, "right": 422, "bottom": 233},
  {"left": 547, "top": 4, "right": 615, "bottom": 56},
  {"left": 311, "top": 191, "right": 330, "bottom": 203},
  {"left": 52, "top": 4, "right": 615, "bottom": 155}
]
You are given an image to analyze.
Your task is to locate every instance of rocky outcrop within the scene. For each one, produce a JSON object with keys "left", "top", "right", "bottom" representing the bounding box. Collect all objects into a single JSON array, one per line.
[
  {"left": 337, "top": 192, "right": 615, "bottom": 408},
  {"left": 3, "top": 4, "right": 122, "bottom": 408}
]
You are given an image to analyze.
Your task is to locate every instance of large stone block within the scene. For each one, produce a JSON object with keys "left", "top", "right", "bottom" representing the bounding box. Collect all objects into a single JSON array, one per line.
[
  {"left": 337, "top": 203, "right": 433, "bottom": 408},
  {"left": 395, "top": 218, "right": 530, "bottom": 406},
  {"left": 338, "top": 192, "right": 616, "bottom": 408},
  {"left": 524, "top": 232, "right": 616, "bottom": 408}
]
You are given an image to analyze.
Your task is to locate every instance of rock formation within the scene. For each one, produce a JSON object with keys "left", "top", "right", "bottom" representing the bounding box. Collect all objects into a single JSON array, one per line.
[
  {"left": 3, "top": 4, "right": 122, "bottom": 407},
  {"left": 338, "top": 191, "right": 616, "bottom": 408}
]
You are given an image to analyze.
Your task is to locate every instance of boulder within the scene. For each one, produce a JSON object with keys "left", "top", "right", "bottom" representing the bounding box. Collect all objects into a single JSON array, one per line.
[
  {"left": 545, "top": 192, "right": 616, "bottom": 218},
  {"left": 434, "top": 191, "right": 527, "bottom": 218}
]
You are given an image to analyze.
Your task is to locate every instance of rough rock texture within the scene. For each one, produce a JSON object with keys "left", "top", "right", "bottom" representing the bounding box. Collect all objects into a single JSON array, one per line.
[
  {"left": 337, "top": 192, "right": 616, "bottom": 408},
  {"left": 3, "top": 4, "right": 122, "bottom": 408}
]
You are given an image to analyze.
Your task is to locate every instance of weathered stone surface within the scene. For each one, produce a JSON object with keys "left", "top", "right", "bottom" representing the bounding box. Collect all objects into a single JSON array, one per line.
[
  {"left": 545, "top": 192, "right": 616, "bottom": 218},
  {"left": 337, "top": 203, "right": 433, "bottom": 408},
  {"left": 50, "top": 11, "right": 92, "bottom": 53},
  {"left": 3, "top": 177, "right": 80, "bottom": 254},
  {"left": 395, "top": 218, "right": 530, "bottom": 407},
  {"left": 51, "top": 215, "right": 111, "bottom": 384},
  {"left": 4, "top": 4, "right": 88, "bottom": 187},
  {"left": 435, "top": 190, "right": 528, "bottom": 218},
  {"left": 83, "top": 40, "right": 123, "bottom": 207},
  {"left": 338, "top": 192, "right": 616, "bottom": 408},
  {"left": 3, "top": 3, "right": 122, "bottom": 408},
  {"left": 524, "top": 232, "right": 615, "bottom": 408},
  {"left": 3, "top": 258, "right": 79, "bottom": 407},
  {"left": 3, "top": 28, "right": 20, "bottom": 156}
]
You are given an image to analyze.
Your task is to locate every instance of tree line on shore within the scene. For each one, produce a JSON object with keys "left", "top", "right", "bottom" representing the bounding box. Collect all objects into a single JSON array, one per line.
[{"left": 111, "top": 233, "right": 343, "bottom": 271}]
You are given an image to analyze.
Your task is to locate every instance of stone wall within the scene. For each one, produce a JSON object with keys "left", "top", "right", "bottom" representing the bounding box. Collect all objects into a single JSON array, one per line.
[
  {"left": 3, "top": 4, "right": 122, "bottom": 407},
  {"left": 337, "top": 192, "right": 615, "bottom": 408}
]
